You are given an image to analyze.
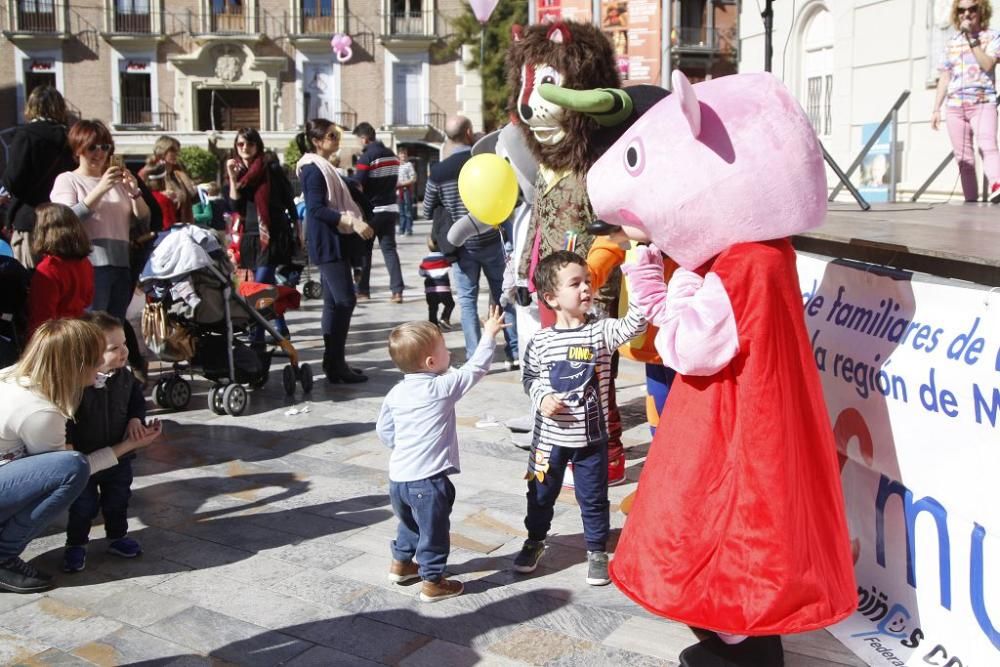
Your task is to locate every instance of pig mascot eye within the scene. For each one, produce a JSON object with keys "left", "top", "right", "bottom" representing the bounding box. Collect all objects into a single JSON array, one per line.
[{"left": 623, "top": 137, "right": 645, "bottom": 176}]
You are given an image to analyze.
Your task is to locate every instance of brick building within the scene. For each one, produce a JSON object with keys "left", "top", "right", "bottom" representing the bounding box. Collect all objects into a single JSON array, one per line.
[{"left": 0, "top": 0, "right": 483, "bottom": 169}]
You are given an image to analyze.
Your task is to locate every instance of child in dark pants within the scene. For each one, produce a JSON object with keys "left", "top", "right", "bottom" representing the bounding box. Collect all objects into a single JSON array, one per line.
[
  {"left": 418, "top": 237, "right": 455, "bottom": 330},
  {"left": 514, "top": 251, "right": 645, "bottom": 585},
  {"left": 376, "top": 307, "right": 507, "bottom": 602},
  {"left": 62, "top": 312, "right": 161, "bottom": 573}
]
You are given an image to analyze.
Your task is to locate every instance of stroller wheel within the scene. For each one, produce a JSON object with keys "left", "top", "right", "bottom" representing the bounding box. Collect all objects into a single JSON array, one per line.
[
  {"left": 166, "top": 378, "right": 191, "bottom": 410},
  {"left": 282, "top": 364, "right": 297, "bottom": 396},
  {"left": 208, "top": 386, "right": 226, "bottom": 415},
  {"left": 222, "top": 384, "right": 248, "bottom": 416},
  {"left": 152, "top": 379, "right": 170, "bottom": 409},
  {"left": 298, "top": 363, "right": 314, "bottom": 394},
  {"left": 303, "top": 280, "right": 322, "bottom": 300}
]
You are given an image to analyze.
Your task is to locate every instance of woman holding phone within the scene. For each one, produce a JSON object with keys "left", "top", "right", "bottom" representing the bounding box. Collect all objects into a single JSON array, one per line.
[
  {"left": 225, "top": 127, "right": 298, "bottom": 338},
  {"left": 50, "top": 120, "right": 149, "bottom": 320}
]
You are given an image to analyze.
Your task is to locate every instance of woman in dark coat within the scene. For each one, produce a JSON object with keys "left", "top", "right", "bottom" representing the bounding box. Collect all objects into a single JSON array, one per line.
[
  {"left": 224, "top": 127, "right": 298, "bottom": 338},
  {"left": 1, "top": 86, "right": 76, "bottom": 268}
]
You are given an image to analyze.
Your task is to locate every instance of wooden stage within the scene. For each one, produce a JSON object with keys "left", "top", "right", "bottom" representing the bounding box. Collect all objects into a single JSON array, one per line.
[{"left": 793, "top": 202, "right": 1000, "bottom": 286}]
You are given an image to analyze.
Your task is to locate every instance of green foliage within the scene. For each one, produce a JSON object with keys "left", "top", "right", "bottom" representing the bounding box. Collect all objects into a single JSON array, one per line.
[
  {"left": 445, "top": 0, "right": 529, "bottom": 131},
  {"left": 178, "top": 146, "right": 218, "bottom": 183},
  {"left": 284, "top": 138, "right": 302, "bottom": 169}
]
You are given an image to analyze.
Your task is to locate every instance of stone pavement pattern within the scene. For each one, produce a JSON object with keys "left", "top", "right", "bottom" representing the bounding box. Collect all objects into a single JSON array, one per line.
[{"left": 0, "top": 220, "right": 867, "bottom": 666}]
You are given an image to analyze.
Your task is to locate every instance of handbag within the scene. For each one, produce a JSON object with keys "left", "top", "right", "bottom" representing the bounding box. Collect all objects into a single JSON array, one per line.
[{"left": 141, "top": 301, "right": 196, "bottom": 361}]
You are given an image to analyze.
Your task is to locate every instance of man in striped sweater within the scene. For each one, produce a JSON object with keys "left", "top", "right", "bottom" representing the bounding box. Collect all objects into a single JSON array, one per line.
[
  {"left": 423, "top": 116, "right": 515, "bottom": 363},
  {"left": 513, "top": 251, "right": 645, "bottom": 586},
  {"left": 352, "top": 122, "right": 404, "bottom": 302}
]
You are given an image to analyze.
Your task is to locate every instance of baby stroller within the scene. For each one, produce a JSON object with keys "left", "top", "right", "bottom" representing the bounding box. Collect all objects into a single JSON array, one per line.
[{"left": 139, "top": 225, "right": 313, "bottom": 416}]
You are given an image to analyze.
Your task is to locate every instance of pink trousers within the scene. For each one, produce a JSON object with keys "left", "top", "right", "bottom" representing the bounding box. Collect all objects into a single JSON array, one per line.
[{"left": 946, "top": 103, "right": 1000, "bottom": 201}]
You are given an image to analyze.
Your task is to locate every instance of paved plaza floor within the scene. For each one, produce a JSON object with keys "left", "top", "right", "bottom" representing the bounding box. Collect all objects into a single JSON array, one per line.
[{"left": 0, "top": 219, "right": 866, "bottom": 666}]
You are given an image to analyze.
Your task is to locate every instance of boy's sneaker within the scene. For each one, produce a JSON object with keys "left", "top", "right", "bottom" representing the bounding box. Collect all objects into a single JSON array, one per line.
[
  {"left": 991, "top": 182, "right": 1000, "bottom": 204},
  {"left": 504, "top": 358, "right": 520, "bottom": 372},
  {"left": 607, "top": 453, "right": 627, "bottom": 487},
  {"left": 62, "top": 546, "right": 87, "bottom": 573},
  {"left": 107, "top": 537, "right": 142, "bottom": 558},
  {"left": 388, "top": 559, "right": 420, "bottom": 584},
  {"left": 513, "top": 539, "right": 546, "bottom": 573},
  {"left": 0, "top": 556, "right": 54, "bottom": 593},
  {"left": 439, "top": 319, "right": 452, "bottom": 331},
  {"left": 419, "top": 577, "right": 464, "bottom": 603},
  {"left": 586, "top": 551, "right": 611, "bottom": 586}
]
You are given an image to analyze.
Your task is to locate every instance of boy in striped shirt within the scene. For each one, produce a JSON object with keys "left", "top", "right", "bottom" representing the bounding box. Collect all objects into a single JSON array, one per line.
[{"left": 514, "top": 251, "right": 646, "bottom": 585}]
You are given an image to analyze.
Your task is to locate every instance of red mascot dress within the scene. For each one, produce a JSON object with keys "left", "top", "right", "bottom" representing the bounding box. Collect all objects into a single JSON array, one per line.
[{"left": 615, "top": 240, "right": 856, "bottom": 636}]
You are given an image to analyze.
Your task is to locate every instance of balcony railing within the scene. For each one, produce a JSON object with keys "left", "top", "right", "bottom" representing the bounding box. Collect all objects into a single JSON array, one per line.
[
  {"left": 188, "top": 6, "right": 259, "bottom": 35},
  {"left": 672, "top": 26, "right": 738, "bottom": 53},
  {"left": 381, "top": 9, "right": 435, "bottom": 39},
  {"left": 117, "top": 97, "right": 177, "bottom": 131},
  {"left": 9, "top": 0, "right": 67, "bottom": 33},
  {"left": 300, "top": 9, "right": 334, "bottom": 33},
  {"left": 332, "top": 110, "right": 356, "bottom": 130},
  {"left": 113, "top": 10, "right": 152, "bottom": 33}
]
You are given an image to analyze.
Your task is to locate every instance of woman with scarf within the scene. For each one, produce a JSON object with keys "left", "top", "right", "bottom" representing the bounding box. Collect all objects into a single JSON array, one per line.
[
  {"left": 295, "top": 120, "right": 374, "bottom": 384},
  {"left": 225, "top": 128, "right": 298, "bottom": 339}
]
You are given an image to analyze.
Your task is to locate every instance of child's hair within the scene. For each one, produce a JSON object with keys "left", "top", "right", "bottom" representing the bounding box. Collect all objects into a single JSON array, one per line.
[
  {"left": 144, "top": 163, "right": 168, "bottom": 192},
  {"left": 80, "top": 310, "right": 123, "bottom": 334},
  {"left": 31, "top": 203, "right": 92, "bottom": 259},
  {"left": 0, "top": 318, "right": 104, "bottom": 418},
  {"left": 534, "top": 250, "right": 587, "bottom": 300},
  {"left": 388, "top": 321, "right": 442, "bottom": 373},
  {"left": 427, "top": 235, "right": 438, "bottom": 252},
  {"left": 201, "top": 181, "right": 220, "bottom": 197}
]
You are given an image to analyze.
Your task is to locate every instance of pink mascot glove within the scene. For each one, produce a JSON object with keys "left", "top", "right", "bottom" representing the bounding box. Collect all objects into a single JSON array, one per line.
[
  {"left": 623, "top": 244, "right": 739, "bottom": 376},
  {"left": 621, "top": 243, "right": 669, "bottom": 325}
]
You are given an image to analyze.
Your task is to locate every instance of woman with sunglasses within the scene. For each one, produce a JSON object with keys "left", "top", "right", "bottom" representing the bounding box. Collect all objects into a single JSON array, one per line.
[
  {"left": 932, "top": 0, "right": 1000, "bottom": 202},
  {"left": 50, "top": 120, "right": 150, "bottom": 321},
  {"left": 295, "top": 119, "right": 374, "bottom": 383},
  {"left": 225, "top": 128, "right": 298, "bottom": 339}
]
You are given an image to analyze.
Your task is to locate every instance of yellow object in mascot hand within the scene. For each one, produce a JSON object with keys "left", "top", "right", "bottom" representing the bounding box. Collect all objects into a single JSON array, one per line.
[{"left": 457, "top": 154, "right": 518, "bottom": 226}]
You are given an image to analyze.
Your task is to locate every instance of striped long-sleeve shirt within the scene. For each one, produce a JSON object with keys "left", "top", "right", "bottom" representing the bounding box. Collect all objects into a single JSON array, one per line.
[
  {"left": 522, "top": 304, "right": 646, "bottom": 478},
  {"left": 353, "top": 140, "right": 399, "bottom": 211}
]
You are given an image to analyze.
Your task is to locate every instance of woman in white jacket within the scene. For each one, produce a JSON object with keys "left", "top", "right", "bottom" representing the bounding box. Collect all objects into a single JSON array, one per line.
[{"left": 0, "top": 319, "right": 157, "bottom": 593}]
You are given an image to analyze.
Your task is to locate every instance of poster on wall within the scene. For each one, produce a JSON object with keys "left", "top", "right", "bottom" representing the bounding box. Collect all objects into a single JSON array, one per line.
[
  {"left": 796, "top": 253, "right": 1000, "bottom": 667},
  {"left": 536, "top": 0, "right": 592, "bottom": 23},
  {"left": 857, "top": 123, "right": 893, "bottom": 204},
  {"left": 599, "top": 0, "right": 661, "bottom": 84}
]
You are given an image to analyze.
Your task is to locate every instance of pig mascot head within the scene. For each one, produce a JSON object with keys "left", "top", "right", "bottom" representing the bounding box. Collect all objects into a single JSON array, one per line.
[{"left": 588, "top": 71, "right": 827, "bottom": 269}]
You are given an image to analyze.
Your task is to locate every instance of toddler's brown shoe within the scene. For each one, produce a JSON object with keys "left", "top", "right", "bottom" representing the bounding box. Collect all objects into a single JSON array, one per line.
[
  {"left": 388, "top": 559, "right": 419, "bottom": 583},
  {"left": 419, "top": 577, "right": 463, "bottom": 603}
]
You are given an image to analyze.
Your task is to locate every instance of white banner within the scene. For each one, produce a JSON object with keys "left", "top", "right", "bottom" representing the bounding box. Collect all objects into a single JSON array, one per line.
[{"left": 796, "top": 253, "right": 1000, "bottom": 666}]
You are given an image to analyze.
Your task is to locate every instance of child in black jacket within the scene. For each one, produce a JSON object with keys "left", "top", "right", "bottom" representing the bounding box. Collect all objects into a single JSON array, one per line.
[{"left": 62, "top": 312, "right": 161, "bottom": 573}]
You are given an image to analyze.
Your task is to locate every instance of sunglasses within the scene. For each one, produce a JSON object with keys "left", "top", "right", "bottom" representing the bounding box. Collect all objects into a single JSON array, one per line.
[
  {"left": 236, "top": 141, "right": 255, "bottom": 148},
  {"left": 959, "top": 5, "right": 979, "bottom": 14},
  {"left": 325, "top": 132, "right": 340, "bottom": 140},
  {"left": 87, "top": 144, "right": 112, "bottom": 153}
]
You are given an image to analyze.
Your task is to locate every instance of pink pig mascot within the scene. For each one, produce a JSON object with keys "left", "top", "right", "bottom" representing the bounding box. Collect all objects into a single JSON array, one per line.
[{"left": 589, "top": 71, "right": 857, "bottom": 666}]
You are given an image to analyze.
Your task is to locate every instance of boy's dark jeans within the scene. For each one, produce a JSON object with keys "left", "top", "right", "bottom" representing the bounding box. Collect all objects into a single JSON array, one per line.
[
  {"left": 524, "top": 441, "right": 610, "bottom": 552},
  {"left": 426, "top": 292, "right": 455, "bottom": 324},
  {"left": 66, "top": 459, "right": 133, "bottom": 547},
  {"left": 389, "top": 473, "right": 455, "bottom": 582}
]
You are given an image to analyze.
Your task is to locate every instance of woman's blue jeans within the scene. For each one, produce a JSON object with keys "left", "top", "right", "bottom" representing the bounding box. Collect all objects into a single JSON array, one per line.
[{"left": 0, "top": 451, "right": 90, "bottom": 560}]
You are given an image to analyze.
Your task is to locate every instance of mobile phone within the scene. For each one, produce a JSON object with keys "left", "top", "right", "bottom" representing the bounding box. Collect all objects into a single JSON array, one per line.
[{"left": 109, "top": 154, "right": 125, "bottom": 171}]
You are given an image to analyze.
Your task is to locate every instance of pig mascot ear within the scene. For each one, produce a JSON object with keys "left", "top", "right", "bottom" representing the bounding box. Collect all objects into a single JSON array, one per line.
[{"left": 672, "top": 70, "right": 701, "bottom": 138}]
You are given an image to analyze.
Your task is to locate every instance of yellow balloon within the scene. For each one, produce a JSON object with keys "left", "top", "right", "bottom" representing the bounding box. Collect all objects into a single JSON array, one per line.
[{"left": 457, "top": 153, "right": 518, "bottom": 226}]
